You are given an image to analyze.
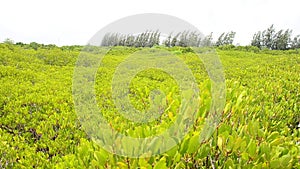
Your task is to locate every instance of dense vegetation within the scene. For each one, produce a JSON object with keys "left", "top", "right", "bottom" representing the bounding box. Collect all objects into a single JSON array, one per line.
[{"left": 0, "top": 43, "right": 299, "bottom": 168}]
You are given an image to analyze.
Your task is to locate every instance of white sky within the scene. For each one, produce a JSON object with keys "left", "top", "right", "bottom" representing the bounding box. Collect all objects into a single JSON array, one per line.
[{"left": 0, "top": 0, "right": 299, "bottom": 46}]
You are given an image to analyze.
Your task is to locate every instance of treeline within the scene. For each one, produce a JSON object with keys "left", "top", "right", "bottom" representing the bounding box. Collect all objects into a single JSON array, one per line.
[
  {"left": 163, "top": 31, "right": 212, "bottom": 47},
  {"left": 251, "top": 25, "right": 300, "bottom": 50},
  {"left": 101, "top": 30, "right": 160, "bottom": 47},
  {"left": 100, "top": 25, "right": 300, "bottom": 50},
  {"left": 101, "top": 30, "right": 216, "bottom": 47},
  {"left": 3, "top": 24, "right": 300, "bottom": 50},
  {"left": 100, "top": 30, "right": 236, "bottom": 48},
  {"left": 2, "top": 39, "right": 83, "bottom": 51}
]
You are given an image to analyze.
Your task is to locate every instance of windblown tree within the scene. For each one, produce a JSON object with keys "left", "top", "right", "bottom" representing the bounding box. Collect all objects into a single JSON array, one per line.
[
  {"left": 3, "top": 38, "right": 14, "bottom": 45},
  {"left": 251, "top": 25, "right": 298, "bottom": 50},
  {"left": 188, "top": 31, "right": 202, "bottom": 47},
  {"left": 170, "top": 32, "right": 181, "bottom": 47},
  {"left": 125, "top": 35, "right": 135, "bottom": 47},
  {"left": 216, "top": 32, "right": 225, "bottom": 47},
  {"left": 291, "top": 35, "right": 300, "bottom": 49},
  {"left": 251, "top": 31, "right": 263, "bottom": 48},
  {"left": 163, "top": 33, "right": 172, "bottom": 47},
  {"left": 134, "top": 34, "right": 142, "bottom": 47},
  {"left": 273, "top": 29, "right": 292, "bottom": 50},
  {"left": 101, "top": 33, "right": 121, "bottom": 46},
  {"left": 118, "top": 34, "right": 126, "bottom": 46},
  {"left": 165, "top": 31, "right": 206, "bottom": 47},
  {"left": 200, "top": 32, "right": 214, "bottom": 46},
  {"left": 263, "top": 24, "right": 276, "bottom": 49},
  {"left": 178, "top": 31, "right": 189, "bottom": 47},
  {"left": 215, "top": 31, "right": 236, "bottom": 46},
  {"left": 101, "top": 30, "right": 161, "bottom": 47},
  {"left": 102, "top": 30, "right": 212, "bottom": 48}
]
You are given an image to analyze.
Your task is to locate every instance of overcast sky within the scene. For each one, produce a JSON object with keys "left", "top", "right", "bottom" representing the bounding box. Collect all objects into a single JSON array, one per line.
[{"left": 0, "top": 0, "right": 299, "bottom": 46}]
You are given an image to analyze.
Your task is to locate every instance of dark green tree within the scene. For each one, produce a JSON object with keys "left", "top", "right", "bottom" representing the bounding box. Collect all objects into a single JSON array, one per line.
[{"left": 29, "top": 42, "right": 39, "bottom": 50}]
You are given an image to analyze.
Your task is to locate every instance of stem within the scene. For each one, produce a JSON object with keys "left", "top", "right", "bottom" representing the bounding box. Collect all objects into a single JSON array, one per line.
[{"left": 209, "top": 154, "right": 216, "bottom": 169}]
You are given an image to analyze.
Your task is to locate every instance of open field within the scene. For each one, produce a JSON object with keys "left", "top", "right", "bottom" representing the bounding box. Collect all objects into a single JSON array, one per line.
[{"left": 0, "top": 44, "right": 299, "bottom": 168}]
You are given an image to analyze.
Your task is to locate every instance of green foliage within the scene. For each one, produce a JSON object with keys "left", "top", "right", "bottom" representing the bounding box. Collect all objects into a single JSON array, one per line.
[{"left": 0, "top": 44, "right": 299, "bottom": 168}]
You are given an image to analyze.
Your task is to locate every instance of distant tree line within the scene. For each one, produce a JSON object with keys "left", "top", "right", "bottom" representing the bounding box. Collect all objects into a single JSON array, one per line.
[
  {"left": 101, "top": 29, "right": 239, "bottom": 48},
  {"left": 15, "top": 42, "right": 57, "bottom": 50},
  {"left": 163, "top": 31, "right": 211, "bottom": 47},
  {"left": 101, "top": 25, "right": 300, "bottom": 50},
  {"left": 3, "top": 25, "right": 300, "bottom": 50},
  {"left": 101, "top": 30, "right": 217, "bottom": 47},
  {"left": 101, "top": 30, "right": 160, "bottom": 47},
  {"left": 2, "top": 39, "right": 83, "bottom": 51},
  {"left": 251, "top": 25, "right": 300, "bottom": 50}
]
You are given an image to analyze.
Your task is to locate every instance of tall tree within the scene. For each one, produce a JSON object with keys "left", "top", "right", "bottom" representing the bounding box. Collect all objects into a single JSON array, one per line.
[
  {"left": 201, "top": 32, "right": 213, "bottom": 47},
  {"left": 171, "top": 32, "right": 181, "bottom": 47},
  {"left": 263, "top": 24, "right": 276, "bottom": 49},
  {"left": 216, "top": 33, "right": 225, "bottom": 46},
  {"left": 251, "top": 31, "right": 263, "bottom": 48},
  {"left": 252, "top": 25, "right": 297, "bottom": 50},
  {"left": 163, "top": 33, "right": 172, "bottom": 47},
  {"left": 273, "top": 29, "right": 292, "bottom": 50},
  {"left": 3, "top": 38, "right": 14, "bottom": 45},
  {"left": 178, "top": 31, "right": 189, "bottom": 47},
  {"left": 291, "top": 35, "right": 300, "bottom": 49},
  {"left": 216, "top": 31, "right": 236, "bottom": 46}
]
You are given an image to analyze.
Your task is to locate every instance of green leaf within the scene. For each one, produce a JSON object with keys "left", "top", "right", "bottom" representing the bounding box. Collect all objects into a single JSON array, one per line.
[
  {"left": 270, "top": 138, "right": 282, "bottom": 146},
  {"left": 236, "top": 90, "right": 246, "bottom": 106},
  {"left": 259, "top": 142, "right": 270, "bottom": 160},
  {"left": 247, "top": 140, "right": 256, "bottom": 157},
  {"left": 270, "top": 159, "right": 280, "bottom": 169},
  {"left": 233, "top": 137, "right": 243, "bottom": 151},
  {"left": 280, "top": 154, "right": 291, "bottom": 167},
  {"left": 179, "top": 138, "right": 189, "bottom": 154},
  {"left": 241, "top": 152, "right": 249, "bottom": 161},
  {"left": 226, "top": 135, "right": 234, "bottom": 152},
  {"left": 224, "top": 158, "right": 234, "bottom": 168},
  {"left": 154, "top": 157, "right": 167, "bottom": 169},
  {"left": 267, "top": 131, "right": 280, "bottom": 141},
  {"left": 93, "top": 150, "right": 107, "bottom": 166},
  {"left": 198, "top": 144, "right": 210, "bottom": 159},
  {"left": 138, "top": 158, "right": 151, "bottom": 168},
  {"left": 174, "top": 161, "right": 185, "bottom": 169},
  {"left": 217, "top": 136, "right": 223, "bottom": 150},
  {"left": 187, "top": 132, "right": 200, "bottom": 153},
  {"left": 117, "top": 161, "right": 127, "bottom": 168}
]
